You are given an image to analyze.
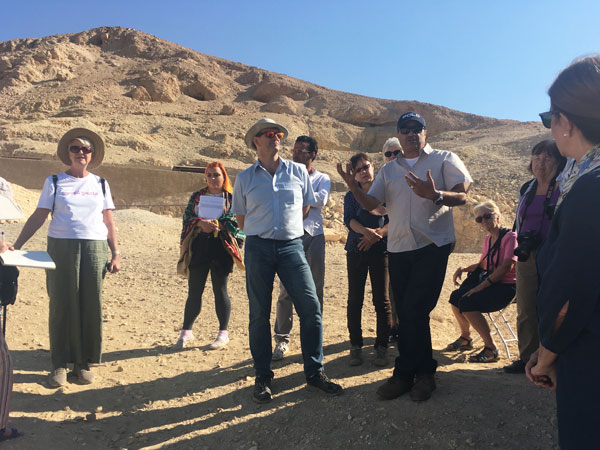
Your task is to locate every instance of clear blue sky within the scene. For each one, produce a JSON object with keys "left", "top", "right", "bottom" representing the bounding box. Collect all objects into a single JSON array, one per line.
[{"left": 2, "top": 1, "right": 599, "bottom": 121}]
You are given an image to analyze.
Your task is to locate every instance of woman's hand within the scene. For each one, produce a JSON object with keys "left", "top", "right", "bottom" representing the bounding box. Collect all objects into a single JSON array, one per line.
[
  {"left": 357, "top": 227, "right": 382, "bottom": 252},
  {"left": 453, "top": 267, "right": 464, "bottom": 286},
  {"left": 196, "top": 218, "right": 218, "bottom": 233},
  {"left": 107, "top": 253, "right": 121, "bottom": 273},
  {"left": 464, "top": 281, "right": 487, "bottom": 297},
  {"left": 0, "top": 241, "right": 14, "bottom": 254}
]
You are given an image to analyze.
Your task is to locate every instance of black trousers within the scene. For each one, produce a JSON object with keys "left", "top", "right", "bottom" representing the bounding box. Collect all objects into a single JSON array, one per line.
[
  {"left": 388, "top": 243, "right": 452, "bottom": 379},
  {"left": 346, "top": 251, "right": 392, "bottom": 349}
]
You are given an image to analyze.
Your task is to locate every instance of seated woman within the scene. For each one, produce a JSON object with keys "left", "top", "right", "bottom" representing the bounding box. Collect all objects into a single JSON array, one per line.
[{"left": 446, "top": 200, "right": 517, "bottom": 363}]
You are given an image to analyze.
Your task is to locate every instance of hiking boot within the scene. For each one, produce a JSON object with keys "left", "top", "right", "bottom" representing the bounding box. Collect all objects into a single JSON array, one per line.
[
  {"left": 272, "top": 341, "right": 288, "bottom": 361},
  {"left": 74, "top": 364, "right": 95, "bottom": 384},
  {"left": 349, "top": 346, "right": 363, "bottom": 366},
  {"left": 253, "top": 376, "right": 272, "bottom": 404},
  {"left": 410, "top": 374, "right": 436, "bottom": 402},
  {"left": 503, "top": 359, "right": 526, "bottom": 374},
  {"left": 306, "top": 372, "right": 343, "bottom": 396},
  {"left": 376, "top": 376, "right": 413, "bottom": 400},
  {"left": 48, "top": 367, "right": 67, "bottom": 388},
  {"left": 373, "top": 346, "right": 388, "bottom": 367}
]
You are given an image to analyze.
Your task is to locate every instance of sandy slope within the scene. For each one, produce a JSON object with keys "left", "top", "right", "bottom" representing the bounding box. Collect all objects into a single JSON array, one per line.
[{"left": 1, "top": 190, "right": 558, "bottom": 449}]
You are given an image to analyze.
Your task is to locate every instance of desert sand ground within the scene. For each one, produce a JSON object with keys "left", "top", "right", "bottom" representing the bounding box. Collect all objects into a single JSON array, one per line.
[{"left": 1, "top": 188, "right": 558, "bottom": 450}]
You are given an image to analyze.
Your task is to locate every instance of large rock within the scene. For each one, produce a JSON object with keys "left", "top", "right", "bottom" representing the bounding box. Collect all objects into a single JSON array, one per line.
[
  {"left": 138, "top": 73, "right": 180, "bottom": 102},
  {"left": 251, "top": 75, "right": 310, "bottom": 102},
  {"left": 261, "top": 95, "right": 297, "bottom": 115}
]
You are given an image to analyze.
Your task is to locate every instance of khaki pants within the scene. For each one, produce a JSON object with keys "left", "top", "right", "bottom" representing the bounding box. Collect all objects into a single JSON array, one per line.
[{"left": 515, "top": 250, "right": 539, "bottom": 362}]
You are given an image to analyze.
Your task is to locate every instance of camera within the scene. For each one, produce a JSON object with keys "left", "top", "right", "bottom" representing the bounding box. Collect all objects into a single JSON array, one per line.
[{"left": 514, "top": 230, "right": 542, "bottom": 262}]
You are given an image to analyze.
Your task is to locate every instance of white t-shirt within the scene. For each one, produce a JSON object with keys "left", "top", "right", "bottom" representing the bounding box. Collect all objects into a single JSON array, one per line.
[{"left": 37, "top": 172, "right": 115, "bottom": 240}]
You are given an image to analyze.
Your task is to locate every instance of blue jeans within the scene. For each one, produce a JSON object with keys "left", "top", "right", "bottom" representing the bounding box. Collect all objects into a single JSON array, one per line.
[
  {"left": 245, "top": 236, "right": 323, "bottom": 379},
  {"left": 274, "top": 232, "right": 326, "bottom": 343}
]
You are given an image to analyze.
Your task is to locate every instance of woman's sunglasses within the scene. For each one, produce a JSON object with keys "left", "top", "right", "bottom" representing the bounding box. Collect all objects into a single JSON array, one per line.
[
  {"left": 539, "top": 110, "right": 560, "bottom": 129},
  {"left": 69, "top": 145, "right": 93, "bottom": 154},
  {"left": 384, "top": 149, "right": 401, "bottom": 158},
  {"left": 354, "top": 162, "right": 372, "bottom": 174},
  {"left": 475, "top": 212, "right": 494, "bottom": 223}
]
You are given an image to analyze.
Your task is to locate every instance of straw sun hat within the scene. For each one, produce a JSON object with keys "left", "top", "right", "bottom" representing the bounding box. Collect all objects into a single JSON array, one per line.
[
  {"left": 56, "top": 127, "right": 105, "bottom": 169},
  {"left": 244, "top": 118, "right": 288, "bottom": 149}
]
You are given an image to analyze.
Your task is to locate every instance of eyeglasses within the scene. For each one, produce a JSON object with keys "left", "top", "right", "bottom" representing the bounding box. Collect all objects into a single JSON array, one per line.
[
  {"left": 69, "top": 145, "right": 93, "bottom": 154},
  {"left": 354, "top": 162, "right": 372, "bottom": 174},
  {"left": 475, "top": 212, "right": 494, "bottom": 223},
  {"left": 384, "top": 149, "right": 401, "bottom": 158},
  {"left": 539, "top": 110, "right": 560, "bottom": 129},
  {"left": 399, "top": 126, "right": 425, "bottom": 135},
  {"left": 257, "top": 130, "right": 284, "bottom": 139},
  {"left": 206, "top": 173, "right": 223, "bottom": 179}
]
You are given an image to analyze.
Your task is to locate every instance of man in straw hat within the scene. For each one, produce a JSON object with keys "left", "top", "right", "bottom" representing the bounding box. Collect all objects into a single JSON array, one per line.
[{"left": 232, "top": 118, "right": 343, "bottom": 403}]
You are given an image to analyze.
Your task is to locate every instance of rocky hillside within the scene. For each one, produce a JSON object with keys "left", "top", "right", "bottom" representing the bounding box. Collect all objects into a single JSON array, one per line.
[{"left": 0, "top": 27, "right": 553, "bottom": 250}]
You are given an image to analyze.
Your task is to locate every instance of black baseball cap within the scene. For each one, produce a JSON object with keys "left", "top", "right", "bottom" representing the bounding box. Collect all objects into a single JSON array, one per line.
[{"left": 397, "top": 112, "right": 426, "bottom": 130}]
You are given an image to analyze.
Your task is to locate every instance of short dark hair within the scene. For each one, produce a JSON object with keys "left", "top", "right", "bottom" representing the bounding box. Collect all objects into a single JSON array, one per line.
[
  {"left": 295, "top": 136, "right": 318, "bottom": 158},
  {"left": 528, "top": 139, "right": 567, "bottom": 174},
  {"left": 349, "top": 152, "right": 370, "bottom": 169}
]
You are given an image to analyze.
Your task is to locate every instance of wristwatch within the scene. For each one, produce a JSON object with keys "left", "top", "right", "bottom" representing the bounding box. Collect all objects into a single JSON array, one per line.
[{"left": 433, "top": 191, "right": 444, "bottom": 206}]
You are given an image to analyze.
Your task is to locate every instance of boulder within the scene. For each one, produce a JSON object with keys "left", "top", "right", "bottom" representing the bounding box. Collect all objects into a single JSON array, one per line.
[
  {"left": 138, "top": 73, "right": 180, "bottom": 102},
  {"left": 261, "top": 95, "right": 297, "bottom": 115}
]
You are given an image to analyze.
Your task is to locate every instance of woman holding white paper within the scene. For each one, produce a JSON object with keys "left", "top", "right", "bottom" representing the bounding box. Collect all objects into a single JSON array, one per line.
[
  {"left": 175, "top": 162, "right": 244, "bottom": 350},
  {"left": 12, "top": 127, "right": 120, "bottom": 388}
]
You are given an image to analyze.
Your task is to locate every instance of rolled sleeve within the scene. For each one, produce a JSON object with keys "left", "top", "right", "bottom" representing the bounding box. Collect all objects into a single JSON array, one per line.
[{"left": 442, "top": 152, "right": 472, "bottom": 190}]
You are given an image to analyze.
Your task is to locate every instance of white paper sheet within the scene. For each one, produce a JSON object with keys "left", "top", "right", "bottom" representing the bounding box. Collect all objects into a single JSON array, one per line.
[
  {"left": 0, "top": 196, "right": 24, "bottom": 220},
  {"left": 195, "top": 196, "right": 225, "bottom": 220},
  {"left": 0, "top": 250, "right": 56, "bottom": 269}
]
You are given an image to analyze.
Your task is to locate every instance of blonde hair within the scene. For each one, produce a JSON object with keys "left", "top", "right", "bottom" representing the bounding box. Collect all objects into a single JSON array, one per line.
[
  {"left": 473, "top": 199, "right": 500, "bottom": 217},
  {"left": 382, "top": 137, "right": 401, "bottom": 154}
]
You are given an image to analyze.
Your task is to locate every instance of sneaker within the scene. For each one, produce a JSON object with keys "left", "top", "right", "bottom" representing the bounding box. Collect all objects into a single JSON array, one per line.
[
  {"left": 209, "top": 332, "right": 230, "bottom": 350},
  {"left": 373, "top": 346, "right": 388, "bottom": 367},
  {"left": 172, "top": 330, "right": 194, "bottom": 350},
  {"left": 349, "top": 346, "right": 363, "bottom": 366},
  {"left": 306, "top": 372, "right": 343, "bottom": 396},
  {"left": 48, "top": 367, "right": 67, "bottom": 388},
  {"left": 503, "top": 359, "right": 526, "bottom": 374},
  {"left": 388, "top": 326, "right": 399, "bottom": 344},
  {"left": 272, "top": 341, "right": 288, "bottom": 361},
  {"left": 410, "top": 373, "right": 436, "bottom": 402},
  {"left": 376, "top": 376, "right": 413, "bottom": 400},
  {"left": 253, "top": 376, "right": 272, "bottom": 404},
  {"left": 74, "top": 364, "right": 95, "bottom": 384}
]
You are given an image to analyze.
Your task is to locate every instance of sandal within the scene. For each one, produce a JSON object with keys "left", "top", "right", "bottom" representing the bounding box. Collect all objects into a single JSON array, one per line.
[
  {"left": 445, "top": 336, "right": 473, "bottom": 351},
  {"left": 0, "top": 428, "right": 22, "bottom": 442},
  {"left": 469, "top": 346, "right": 499, "bottom": 363}
]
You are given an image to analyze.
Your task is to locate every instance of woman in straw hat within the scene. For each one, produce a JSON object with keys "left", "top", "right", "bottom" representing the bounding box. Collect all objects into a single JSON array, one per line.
[
  {"left": 13, "top": 127, "right": 120, "bottom": 387},
  {"left": 175, "top": 161, "right": 244, "bottom": 350}
]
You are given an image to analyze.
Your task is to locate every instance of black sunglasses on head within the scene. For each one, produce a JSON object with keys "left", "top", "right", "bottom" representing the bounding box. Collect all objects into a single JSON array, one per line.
[
  {"left": 384, "top": 149, "right": 401, "bottom": 158},
  {"left": 539, "top": 110, "right": 560, "bottom": 129}
]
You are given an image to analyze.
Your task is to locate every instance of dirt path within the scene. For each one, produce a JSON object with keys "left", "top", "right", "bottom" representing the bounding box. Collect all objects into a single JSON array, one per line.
[{"left": 2, "top": 209, "right": 557, "bottom": 450}]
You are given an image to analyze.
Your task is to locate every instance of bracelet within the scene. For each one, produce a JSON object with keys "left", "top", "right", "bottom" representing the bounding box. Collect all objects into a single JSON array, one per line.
[{"left": 113, "top": 250, "right": 121, "bottom": 255}]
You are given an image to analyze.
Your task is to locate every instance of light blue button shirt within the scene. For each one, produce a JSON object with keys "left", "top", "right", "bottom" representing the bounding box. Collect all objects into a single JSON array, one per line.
[
  {"left": 232, "top": 158, "right": 316, "bottom": 240},
  {"left": 304, "top": 169, "right": 330, "bottom": 236}
]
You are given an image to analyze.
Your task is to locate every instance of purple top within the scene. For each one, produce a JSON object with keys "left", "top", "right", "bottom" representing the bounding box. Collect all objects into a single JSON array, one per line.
[{"left": 517, "top": 189, "right": 560, "bottom": 240}]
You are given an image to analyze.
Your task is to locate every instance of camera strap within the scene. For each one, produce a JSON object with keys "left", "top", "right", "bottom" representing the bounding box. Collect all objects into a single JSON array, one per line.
[{"left": 518, "top": 178, "right": 556, "bottom": 233}]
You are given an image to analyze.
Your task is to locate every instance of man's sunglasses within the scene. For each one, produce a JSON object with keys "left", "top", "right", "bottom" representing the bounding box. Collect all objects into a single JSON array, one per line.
[
  {"left": 475, "top": 212, "right": 494, "bottom": 223},
  {"left": 399, "top": 126, "right": 425, "bottom": 135},
  {"left": 69, "top": 145, "right": 93, "bottom": 154},
  {"left": 539, "top": 110, "right": 560, "bottom": 129},
  {"left": 257, "top": 130, "right": 284, "bottom": 139},
  {"left": 384, "top": 149, "right": 401, "bottom": 158},
  {"left": 354, "top": 162, "right": 371, "bottom": 174}
]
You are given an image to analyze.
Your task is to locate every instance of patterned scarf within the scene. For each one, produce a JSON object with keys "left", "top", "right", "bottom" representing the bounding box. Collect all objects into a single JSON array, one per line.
[{"left": 557, "top": 143, "right": 600, "bottom": 207}]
